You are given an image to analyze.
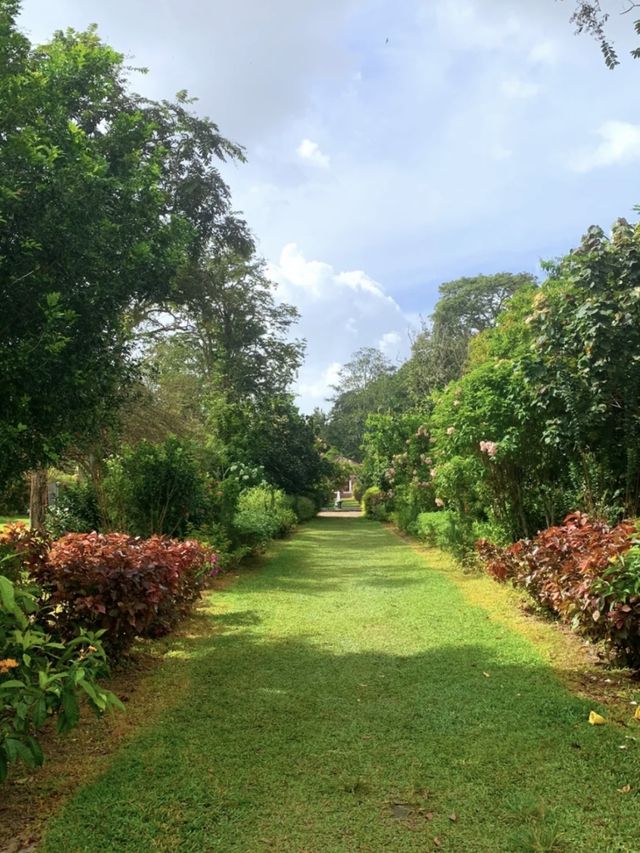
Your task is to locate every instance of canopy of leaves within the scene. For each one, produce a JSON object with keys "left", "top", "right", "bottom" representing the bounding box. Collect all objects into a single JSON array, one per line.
[{"left": 0, "top": 6, "right": 250, "bottom": 484}]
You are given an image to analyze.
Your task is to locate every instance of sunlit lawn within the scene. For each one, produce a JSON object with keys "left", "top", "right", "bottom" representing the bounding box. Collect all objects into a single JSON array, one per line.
[
  {"left": 39, "top": 518, "right": 640, "bottom": 852},
  {"left": 0, "top": 514, "right": 28, "bottom": 531}
]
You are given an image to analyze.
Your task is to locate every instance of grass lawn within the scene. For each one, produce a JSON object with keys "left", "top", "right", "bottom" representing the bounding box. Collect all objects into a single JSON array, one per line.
[
  {"left": 34, "top": 518, "right": 640, "bottom": 851},
  {"left": 340, "top": 497, "right": 360, "bottom": 509},
  {"left": 0, "top": 514, "right": 28, "bottom": 530}
]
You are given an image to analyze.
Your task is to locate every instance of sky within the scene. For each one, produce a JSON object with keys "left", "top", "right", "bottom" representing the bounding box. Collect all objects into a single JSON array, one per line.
[{"left": 17, "top": 0, "right": 640, "bottom": 411}]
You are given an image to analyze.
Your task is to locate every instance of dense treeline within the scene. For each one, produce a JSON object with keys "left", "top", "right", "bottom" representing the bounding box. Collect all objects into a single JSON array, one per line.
[
  {"left": 328, "top": 219, "right": 640, "bottom": 558},
  {"left": 0, "top": 2, "right": 338, "bottom": 554}
]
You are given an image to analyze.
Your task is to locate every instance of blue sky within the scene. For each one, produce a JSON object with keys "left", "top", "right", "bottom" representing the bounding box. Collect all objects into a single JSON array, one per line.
[{"left": 18, "top": 0, "right": 640, "bottom": 410}]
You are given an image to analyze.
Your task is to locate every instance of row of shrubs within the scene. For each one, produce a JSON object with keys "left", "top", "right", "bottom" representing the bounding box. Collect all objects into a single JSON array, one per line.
[
  {"left": 478, "top": 512, "right": 640, "bottom": 666},
  {"left": 46, "top": 439, "right": 319, "bottom": 566},
  {"left": 360, "top": 483, "right": 640, "bottom": 667},
  {"left": 0, "top": 522, "right": 218, "bottom": 780}
]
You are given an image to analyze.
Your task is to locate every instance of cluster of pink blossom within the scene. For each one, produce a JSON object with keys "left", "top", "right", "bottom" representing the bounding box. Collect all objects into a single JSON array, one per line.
[
  {"left": 415, "top": 425, "right": 429, "bottom": 438},
  {"left": 435, "top": 497, "right": 445, "bottom": 508},
  {"left": 479, "top": 440, "right": 498, "bottom": 457},
  {"left": 446, "top": 426, "right": 456, "bottom": 436},
  {"left": 430, "top": 468, "right": 437, "bottom": 478}
]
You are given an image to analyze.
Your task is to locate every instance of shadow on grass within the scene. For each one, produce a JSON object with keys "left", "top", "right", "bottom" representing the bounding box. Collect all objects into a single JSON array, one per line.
[{"left": 39, "top": 616, "right": 640, "bottom": 853}]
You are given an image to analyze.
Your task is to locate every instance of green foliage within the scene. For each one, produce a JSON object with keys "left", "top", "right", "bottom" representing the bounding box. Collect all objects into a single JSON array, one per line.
[
  {"left": 361, "top": 412, "right": 434, "bottom": 531},
  {"left": 361, "top": 486, "right": 389, "bottom": 521},
  {"left": 292, "top": 496, "right": 317, "bottom": 522},
  {"left": 233, "top": 486, "right": 297, "bottom": 548},
  {"left": 103, "top": 438, "right": 205, "bottom": 538},
  {"left": 415, "top": 511, "right": 507, "bottom": 561},
  {"left": 325, "top": 347, "right": 406, "bottom": 461},
  {"left": 46, "top": 480, "right": 101, "bottom": 537},
  {"left": 0, "top": 574, "right": 122, "bottom": 783},
  {"left": 405, "top": 273, "right": 536, "bottom": 400},
  {"left": 0, "top": 8, "right": 250, "bottom": 485},
  {"left": 527, "top": 221, "right": 640, "bottom": 518}
]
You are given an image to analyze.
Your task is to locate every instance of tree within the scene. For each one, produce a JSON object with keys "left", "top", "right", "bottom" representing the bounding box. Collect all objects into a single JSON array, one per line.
[
  {"left": 136, "top": 251, "right": 304, "bottom": 405},
  {"left": 405, "top": 273, "right": 536, "bottom": 399},
  {"left": 0, "top": 7, "right": 249, "bottom": 485},
  {"left": 528, "top": 219, "right": 640, "bottom": 516},
  {"left": 567, "top": 1, "right": 640, "bottom": 67},
  {"left": 325, "top": 348, "right": 403, "bottom": 460}
]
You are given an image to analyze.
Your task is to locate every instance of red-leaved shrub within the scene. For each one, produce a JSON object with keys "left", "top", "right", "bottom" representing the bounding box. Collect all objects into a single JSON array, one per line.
[
  {"left": 0, "top": 522, "right": 50, "bottom": 579},
  {"left": 31, "top": 533, "right": 215, "bottom": 656},
  {"left": 477, "top": 512, "right": 640, "bottom": 663}
]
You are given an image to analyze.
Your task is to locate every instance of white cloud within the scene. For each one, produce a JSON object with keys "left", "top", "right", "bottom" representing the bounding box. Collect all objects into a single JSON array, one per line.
[
  {"left": 501, "top": 77, "right": 540, "bottom": 99},
  {"left": 572, "top": 121, "right": 640, "bottom": 173},
  {"left": 379, "top": 331, "right": 402, "bottom": 355},
  {"left": 297, "top": 138, "right": 330, "bottom": 168},
  {"left": 528, "top": 39, "right": 558, "bottom": 65},
  {"left": 298, "top": 361, "right": 343, "bottom": 400},
  {"left": 268, "top": 244, "right": 410, "bottom": 411}
]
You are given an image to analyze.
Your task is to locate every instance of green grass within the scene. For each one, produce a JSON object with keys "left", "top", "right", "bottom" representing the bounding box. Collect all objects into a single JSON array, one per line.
[
  {"left": 40, "top": 518, "right": 640, "bottom": 852},
  {"left": 0, "top": 514, "right": 28, "bottom": 530},
  {"left": 340, "top": 497, "right": 360, "bottom": 509}
]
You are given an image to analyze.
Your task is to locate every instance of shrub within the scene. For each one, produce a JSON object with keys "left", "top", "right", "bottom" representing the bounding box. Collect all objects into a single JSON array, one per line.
[
  {"left": 0, "top": 574, "right": 122, "bottom": 782},
  {"left": 103, "top": 438, "right": 206, "bottom": 538},
  {"left": 189, "top": 521, "right": 250, "bottom": 571},
  {"left": 478, "top": 512, "right": 640, "bottom": 663},
  {"left": 31, "top": 533, "right": 215, "bottom": 657},
  {"left": 0, "top": 523, "right": 50, "bottom": 583},
  {"left": 352, "top": 481, "right": 364, "bottom": 502},
  {"left": 293, "top": 495, "right": 317, "bottom": 522},
  {"left": 47, "top": 480, "right": 101, "bottom": 537},
  {"left": 233, "top": 486, "right": 297, "bottom": 548},
  {"left": 362, "top": 486, "right": 389, "bottom": 521}
]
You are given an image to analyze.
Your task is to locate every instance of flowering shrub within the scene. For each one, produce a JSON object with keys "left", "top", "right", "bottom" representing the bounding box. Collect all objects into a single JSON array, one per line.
[
  {"left": 31, "top": 533, "right": 214, "bottom": 657},
  {"left": 478, "top": 512, "right": 640, "bottom": 663},
  {"left": 0, "top": 574, "right": 122, "bottom": 782}
]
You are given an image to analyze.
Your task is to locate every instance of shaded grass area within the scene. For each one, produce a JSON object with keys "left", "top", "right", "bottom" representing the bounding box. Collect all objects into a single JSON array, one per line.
[{"left": 38, "top": 519, "right": 640, "bottom": 852}]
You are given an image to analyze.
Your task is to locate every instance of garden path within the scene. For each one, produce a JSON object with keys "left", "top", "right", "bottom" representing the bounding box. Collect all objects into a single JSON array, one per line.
[{"left": 39, "top": 517, "right": 640, "bottom": 852}]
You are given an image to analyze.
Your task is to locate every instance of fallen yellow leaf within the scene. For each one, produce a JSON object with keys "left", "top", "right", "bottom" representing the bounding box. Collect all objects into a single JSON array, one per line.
[
  {"left": 589, "top": 711, "right": 607, "bottom": 725},
  {"left": 634, "top": 706, "right": 640, "bottom": 721}
]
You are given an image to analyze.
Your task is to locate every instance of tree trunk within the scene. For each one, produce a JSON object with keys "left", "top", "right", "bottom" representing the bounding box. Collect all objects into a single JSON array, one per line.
[{"left": 29, "top": 468, "right": 48, "bottom": 531}]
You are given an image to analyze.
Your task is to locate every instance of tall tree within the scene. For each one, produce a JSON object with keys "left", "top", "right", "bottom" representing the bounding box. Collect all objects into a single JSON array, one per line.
[
  {"left": 405, "top": 272, "right": 537, "bottom": 399},
  {"left": 135, "top": 251, "right": 304, "bottom": 404},
  {"left": 325, "top": 348, "right": 402, "bottom": 460},
  {"left": 0, "top": 6, "right": 250, "bottom": 485}
]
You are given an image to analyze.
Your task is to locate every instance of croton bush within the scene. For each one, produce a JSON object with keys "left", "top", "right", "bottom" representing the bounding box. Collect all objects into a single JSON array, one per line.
[
  {"left": 32, "top": 533, "right": 216, "bottom": 656},
  {"left": 478, "top": 512, "right": 640, "bottom": 664},
  {"left": 1, "top": 524, "right": 217, "bottom": 658}
]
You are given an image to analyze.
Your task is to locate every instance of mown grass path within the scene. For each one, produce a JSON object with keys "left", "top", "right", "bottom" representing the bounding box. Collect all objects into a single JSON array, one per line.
[{"left": 41, "top": 519, "right": 640, "bottom": 852}]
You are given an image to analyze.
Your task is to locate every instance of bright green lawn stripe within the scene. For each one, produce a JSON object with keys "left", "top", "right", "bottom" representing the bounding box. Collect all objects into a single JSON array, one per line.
[
  {"left": 40, "top": 519, "right": 640, "bottom": 852},
  {"left": 0, "top": 515, "right": 28, "bottom": 530}
]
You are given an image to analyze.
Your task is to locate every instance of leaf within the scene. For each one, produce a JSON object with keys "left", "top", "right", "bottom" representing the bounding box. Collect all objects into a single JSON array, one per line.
[
  {"left": 449, "top": 813, "right": 458, "bottom": 822},
  {"left": 589, "top": 711, "right": 607, "bottom": 725},
  {"left": 618, "top": 784, "right": 632, "bottom": 794}
]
